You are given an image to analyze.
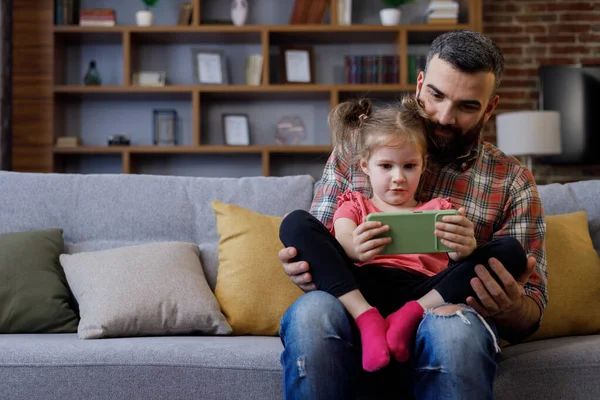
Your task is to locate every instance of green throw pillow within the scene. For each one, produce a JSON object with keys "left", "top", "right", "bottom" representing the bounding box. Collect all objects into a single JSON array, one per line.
[{"left": 0, "top": 229, "right": 79, "bottom": 333}]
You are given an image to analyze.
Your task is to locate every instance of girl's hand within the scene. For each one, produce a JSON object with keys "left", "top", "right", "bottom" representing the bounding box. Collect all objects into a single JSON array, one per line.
[
  {"left": 352, "top": 219, "right": 391, "bottom": 263},
  {"left": 434, "top": 207, "right": 477, "bottom": 261}
]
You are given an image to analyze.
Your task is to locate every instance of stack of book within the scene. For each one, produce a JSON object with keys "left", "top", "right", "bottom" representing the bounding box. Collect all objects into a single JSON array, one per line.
[
  {"left": 344, "top": 55, "right": 399, "bottom": 85},
  {"left": 79, "top": 8, "right": 116, "bottom": 27},
  {"left": 245, "top": 55, "right": 264, "bottom": 86},
  {"left": 426, "top": 0, "right": 459, "bottom": 25},
  {"left": 289, "top": 0, "right": 329, "bottom": 24}
]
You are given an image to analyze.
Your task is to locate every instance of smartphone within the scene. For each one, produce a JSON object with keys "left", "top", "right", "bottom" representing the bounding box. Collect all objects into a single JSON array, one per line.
[{"left": 365, "top": 210, "right": 460, "bottom": 254}]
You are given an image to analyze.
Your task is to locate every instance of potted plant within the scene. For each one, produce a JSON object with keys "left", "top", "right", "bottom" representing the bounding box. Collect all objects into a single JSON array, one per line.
[
  {"left": 136, "top": 0, "right": 159, "bottom": 26},
  {"left": 380, "top": 0, "right": 413, "bottom": 26}
]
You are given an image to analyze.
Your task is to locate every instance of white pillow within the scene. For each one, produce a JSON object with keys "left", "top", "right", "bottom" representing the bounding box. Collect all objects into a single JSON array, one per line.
[{"left": 60, "top": 242, "right": 232, "bottom": 339}]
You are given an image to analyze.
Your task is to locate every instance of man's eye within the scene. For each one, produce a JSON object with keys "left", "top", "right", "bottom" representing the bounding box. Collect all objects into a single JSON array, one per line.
[
  {"left": 460, "top": 105, "right": 479, "bottom": 113},
  {"left": 431, "top": 92, "right": 443, "bottom": 100}
]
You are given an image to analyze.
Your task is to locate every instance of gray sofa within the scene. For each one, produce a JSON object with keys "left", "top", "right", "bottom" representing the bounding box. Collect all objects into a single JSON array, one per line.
[{"left": 0, "top": 171, "right": 599, "bottom": 400}]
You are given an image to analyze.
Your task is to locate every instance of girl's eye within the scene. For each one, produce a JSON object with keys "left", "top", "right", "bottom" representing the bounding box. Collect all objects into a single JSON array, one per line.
[
  {"left": 380, "top": 164, "right": 392, "bottom": 169},
  {"left": 405, "top": 164, "right": 415, "bottom": 169}
]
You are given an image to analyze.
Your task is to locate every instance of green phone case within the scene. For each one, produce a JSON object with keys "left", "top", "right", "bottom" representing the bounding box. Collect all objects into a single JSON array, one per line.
[{"left": 365, "top": 210, "right": 460, "bottom": 254}]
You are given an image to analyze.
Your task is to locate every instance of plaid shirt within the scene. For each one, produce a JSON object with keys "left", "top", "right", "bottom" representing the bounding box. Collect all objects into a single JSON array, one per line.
[{"left": 310, "top": 140, "right": 548, "bottom": 315}]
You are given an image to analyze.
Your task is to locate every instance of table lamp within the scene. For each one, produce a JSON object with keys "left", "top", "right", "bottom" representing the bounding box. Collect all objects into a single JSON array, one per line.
[{"left": 496, "top": 111, "right": 562, "bottom": 172}]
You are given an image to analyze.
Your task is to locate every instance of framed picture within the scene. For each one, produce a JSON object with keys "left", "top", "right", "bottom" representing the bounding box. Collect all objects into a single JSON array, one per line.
[
  {"left": 222, "top": 114, "right": 250, "bottom": 146},
  {"left": 153, "top": 109, "right": 178, "bottom": 146},
  {"left": 193, "top": 49, "right": 228, "bottom": 84},
  {"left": 280, "top": 46, "right": 315, "bottom": 84}
]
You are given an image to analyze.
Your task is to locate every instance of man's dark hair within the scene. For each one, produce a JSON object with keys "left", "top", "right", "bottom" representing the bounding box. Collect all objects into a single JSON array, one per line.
[{"left": 426, "top": 30, "right": 505, "bottom": 94}]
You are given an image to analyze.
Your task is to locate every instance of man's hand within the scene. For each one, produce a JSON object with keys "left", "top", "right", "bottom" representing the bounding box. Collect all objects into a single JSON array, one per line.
[
  {"left": 434, "top": 207, "right": 477, "bottom": 260},
  {"left": 279, "top": 247, "right": 316, "bottom": 292},
  {"left": 351, "top": 220, "right": 391, "bottom": 263},
  {"left": 466, "top": 255, "right": 540, "bottom": 342},
  {"left": 466, "top": 255, "right": 535, "bottom": 318}
]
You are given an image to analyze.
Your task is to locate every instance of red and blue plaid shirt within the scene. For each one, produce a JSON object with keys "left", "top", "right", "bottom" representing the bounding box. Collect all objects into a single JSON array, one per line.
[{"left": 310, "top": 140, "right": 548, "bottom": 315}]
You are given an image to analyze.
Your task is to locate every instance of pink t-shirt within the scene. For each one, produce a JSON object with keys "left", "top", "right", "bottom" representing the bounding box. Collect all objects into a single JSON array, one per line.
[{"left": 332, "top": 190, "right": 454, "bottom": 277}]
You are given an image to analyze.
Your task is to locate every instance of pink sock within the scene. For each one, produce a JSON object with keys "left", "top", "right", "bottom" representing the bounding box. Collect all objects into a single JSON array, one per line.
[
  {"left": 386, "top": 300, "right": 424, "bottom": 362},
  {"left": 355, "top": 307, "right": 390, "bottom": 372}
]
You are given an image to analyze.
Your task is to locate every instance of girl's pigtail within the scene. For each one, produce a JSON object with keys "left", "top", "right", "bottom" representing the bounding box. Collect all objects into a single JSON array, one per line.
[{"left": 328, "top": 98, "right": 372, "bottom": 155}]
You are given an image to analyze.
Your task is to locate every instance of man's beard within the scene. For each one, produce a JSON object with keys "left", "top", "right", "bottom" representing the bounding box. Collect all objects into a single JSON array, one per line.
[
  {"left": 416, "top": 90, "right": 484, "bottom": 162},
  {"left": 423, "top": 116, "right": 483, "bottom": 162}
]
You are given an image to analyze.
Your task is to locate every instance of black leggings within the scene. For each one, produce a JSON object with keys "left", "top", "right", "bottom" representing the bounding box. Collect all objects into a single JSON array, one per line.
[{"left": 279, "top": 210, "right": 528, "bottom": 317}]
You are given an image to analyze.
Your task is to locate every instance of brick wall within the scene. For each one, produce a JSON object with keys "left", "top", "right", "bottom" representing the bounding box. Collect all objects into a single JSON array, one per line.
[{"left": 482, "top": 0, "right": 600, "bottom": 183}]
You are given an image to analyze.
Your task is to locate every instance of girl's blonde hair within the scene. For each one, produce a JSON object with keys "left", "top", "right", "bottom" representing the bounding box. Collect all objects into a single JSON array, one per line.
[{"left": 328, "top": 95, "right": 429, "bottom": 166}]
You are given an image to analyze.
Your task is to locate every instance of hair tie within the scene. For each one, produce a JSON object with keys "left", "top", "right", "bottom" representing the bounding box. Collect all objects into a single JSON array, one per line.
[{"left": 359, "top": 114, "right": 368, "bottom": 121}]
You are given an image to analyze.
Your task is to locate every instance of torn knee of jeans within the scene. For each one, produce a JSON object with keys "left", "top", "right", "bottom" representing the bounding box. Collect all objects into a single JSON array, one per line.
[
  {"left": 429, "top": 304, "right": 471, "bottom": 316},
  {"left": 296, "top": 357, "right": 307, "bottom": 378}
]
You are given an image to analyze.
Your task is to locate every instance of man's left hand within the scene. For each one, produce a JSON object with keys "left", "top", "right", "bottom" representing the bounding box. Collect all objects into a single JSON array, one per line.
[{"left": 466, "top": 256, "right": 536, "bottom": 318}]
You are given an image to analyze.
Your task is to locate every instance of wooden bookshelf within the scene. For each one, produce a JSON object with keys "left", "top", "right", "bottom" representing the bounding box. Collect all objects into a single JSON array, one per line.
[{"left": 37, "top": 0, "right": 483, "bottom": 177}]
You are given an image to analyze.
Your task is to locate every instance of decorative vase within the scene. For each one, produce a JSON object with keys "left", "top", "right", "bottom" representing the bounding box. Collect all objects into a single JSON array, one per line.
[
  {"left": 231, "top": 0, "right": 248, "bottom": 27},
  {"left": 83, "top": 60, "right": 102, "bottom": 86},
  {"left": 136, "top": 10, "right": 154, "bottom": 26},
  {"left": 379, "top": 8, "right": 401, "bottom": 26}
]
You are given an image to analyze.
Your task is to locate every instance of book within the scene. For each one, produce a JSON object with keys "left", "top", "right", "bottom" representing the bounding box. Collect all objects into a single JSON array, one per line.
[{"left": 177, "top": 3, "right": 193, "bottom": 26}]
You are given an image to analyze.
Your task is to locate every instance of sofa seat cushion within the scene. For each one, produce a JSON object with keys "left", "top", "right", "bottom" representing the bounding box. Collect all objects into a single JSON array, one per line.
[
  {"left": 0, "top": 334, "right": 283, "bottom": 400},
  {"left": 496, "top": 335, "right": 600, "bottom": 400}
]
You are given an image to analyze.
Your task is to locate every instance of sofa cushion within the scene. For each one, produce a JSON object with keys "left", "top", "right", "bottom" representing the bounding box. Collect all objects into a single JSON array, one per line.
[
  {"left": 0, "top": 172, "right": 316, "bottom": 289},
  {"left": 538, "top": 180, "right": 600, "bottom": 254},
  {"left": 496, "top": 335, "right": 600, "bottom": 400},
  {"left": 0, "top": 229, "right": 79, "bottom": 333},
  {"left": 212, "top": 201, "right": 303, "bottom": 335},
  {"left": 528, "top": 211, "right": 600, "bottom": 341},
  {"left": 0, "top": 334, "right": 283, "bottom": 400},
  {"left": 60, "top": 242, "right": 232, "bottom": 339}
]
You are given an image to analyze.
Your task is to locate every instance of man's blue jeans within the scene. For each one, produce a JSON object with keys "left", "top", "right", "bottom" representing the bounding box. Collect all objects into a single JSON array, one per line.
[{"left": 280, "top": 291, "right": 500, "bottom": 400}]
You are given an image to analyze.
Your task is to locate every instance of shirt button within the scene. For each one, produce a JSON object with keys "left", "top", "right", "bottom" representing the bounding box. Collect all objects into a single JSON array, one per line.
[{"left": 461, "top": 162, "right": 467, "bottom": 169}]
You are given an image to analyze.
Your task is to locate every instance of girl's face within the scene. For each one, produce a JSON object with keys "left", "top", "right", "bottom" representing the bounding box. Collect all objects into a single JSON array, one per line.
[{"left": 360, "top": 142, "right": 424, "bottom": 208}]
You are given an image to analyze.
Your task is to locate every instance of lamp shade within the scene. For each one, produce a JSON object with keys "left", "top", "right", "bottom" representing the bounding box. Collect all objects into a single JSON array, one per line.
[{"left": 496, "top": 111, "right": 562, "bottom": 156}]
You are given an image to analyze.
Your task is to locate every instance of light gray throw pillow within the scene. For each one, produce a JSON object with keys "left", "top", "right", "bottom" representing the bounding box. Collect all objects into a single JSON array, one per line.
[{"left": 60, "top": 242, "right": 232, "bottom": 339}]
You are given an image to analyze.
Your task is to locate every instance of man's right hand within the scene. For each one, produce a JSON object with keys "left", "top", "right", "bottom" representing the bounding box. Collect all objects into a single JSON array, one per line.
[{"left": 279, "top": 247, "right": 317, "bottom": 292}]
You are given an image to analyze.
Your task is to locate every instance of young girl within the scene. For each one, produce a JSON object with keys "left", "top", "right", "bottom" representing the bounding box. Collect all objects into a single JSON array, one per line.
[{"left": 279, "top": 95, "right": 527, "bottom": 372}]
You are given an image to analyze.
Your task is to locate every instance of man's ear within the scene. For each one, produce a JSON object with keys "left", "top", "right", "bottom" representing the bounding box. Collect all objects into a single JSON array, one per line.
[
  {"left": 483, "top": 95, "right": 499, "bottom": 123},
  {"left": 416, "top": 71, "right": 425, "bottom": 95}
]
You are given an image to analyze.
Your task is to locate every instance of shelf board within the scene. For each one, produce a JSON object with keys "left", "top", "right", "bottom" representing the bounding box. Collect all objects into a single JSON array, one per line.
[
  {"left": 54, "top": 84, "right": 416, "bottom": 93},
  {"left": 53, "top": 84, "right": 416, "bottom": 101},
  {"left": 53, "top": 145, "right": 332, "bottom": 155},
  {"left": 54, "top": 24, "right": 471, "bottom": 44}
]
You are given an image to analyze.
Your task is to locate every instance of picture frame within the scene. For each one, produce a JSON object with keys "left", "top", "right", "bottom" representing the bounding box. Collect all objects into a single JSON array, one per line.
[
  {"left": 222, "top": 114, "right": 250, "bottom": 146},
  {"left": 153, "top": 109, "right": 179, "bottom": 146},
  {"left": 280, "top": 46, "right": 315, "bottom": 84},
  {"left": 192, "top": 49, "right": 228, "bottom": 85}
]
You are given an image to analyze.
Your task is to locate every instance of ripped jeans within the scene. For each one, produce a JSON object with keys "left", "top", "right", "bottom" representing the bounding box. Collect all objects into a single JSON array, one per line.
[{"left": 280, "top": 291, "right": 500, "bottom": 400}]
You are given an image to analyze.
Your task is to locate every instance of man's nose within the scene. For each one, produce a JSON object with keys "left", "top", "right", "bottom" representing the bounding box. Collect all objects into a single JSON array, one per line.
[{"left": 437, "top": 104, "right": 456, "bottom": 126}]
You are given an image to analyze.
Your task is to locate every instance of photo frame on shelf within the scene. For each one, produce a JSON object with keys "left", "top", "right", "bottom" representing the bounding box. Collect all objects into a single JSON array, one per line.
[
  {"left": 280, "top": 46, "right": 315, "bottom": 84},
  {"left": 153, "top": 109, "right": 179, "bottom": 146},
  {"left": 192, "top": 49, "right": 229, "bottom": 85},
  {"left": 222, "top": 114, "right": 250, "bottom": 146}
]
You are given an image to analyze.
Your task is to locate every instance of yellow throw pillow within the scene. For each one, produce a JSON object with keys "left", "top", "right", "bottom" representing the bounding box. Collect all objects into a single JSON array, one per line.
[
  {"left": 529, "top": 211, "right": 600, "bottom": 341},
  {"left": 212, "top": 201, "right": 304, "bottom": 335}
]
